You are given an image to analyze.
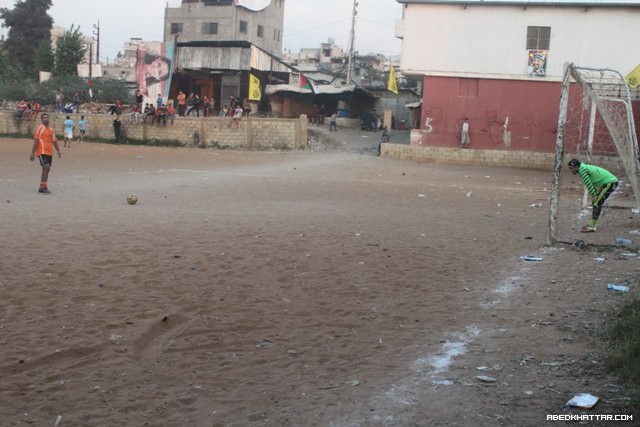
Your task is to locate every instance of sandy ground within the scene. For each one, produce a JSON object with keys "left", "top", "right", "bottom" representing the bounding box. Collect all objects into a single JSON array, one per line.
[{"left": 1, "top": 129, "right": 639, "bottom": 427}]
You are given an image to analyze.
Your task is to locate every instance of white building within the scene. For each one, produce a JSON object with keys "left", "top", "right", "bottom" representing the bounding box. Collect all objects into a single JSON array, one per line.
[{"left": 396, "top": 0, "right": 640, "bottom": 151}]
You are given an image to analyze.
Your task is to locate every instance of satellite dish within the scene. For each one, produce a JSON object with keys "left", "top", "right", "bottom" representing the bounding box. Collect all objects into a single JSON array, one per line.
[{"left": 235, "top": 0, "right": 271, "bottom": 12}]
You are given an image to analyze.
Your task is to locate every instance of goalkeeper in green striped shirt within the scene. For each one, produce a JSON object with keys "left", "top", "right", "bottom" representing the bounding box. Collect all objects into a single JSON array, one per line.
[{"left": 568, "top": 158, "right": 618, "bottom": 233}]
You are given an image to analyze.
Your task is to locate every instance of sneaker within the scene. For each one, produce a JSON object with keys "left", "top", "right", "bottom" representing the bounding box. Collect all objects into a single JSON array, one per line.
[
  {"left": 581, "top": 225, "right": 596, "bottom": 233},
  {"left": 38, "top": 188, "right": 50, "bottom": 194}
]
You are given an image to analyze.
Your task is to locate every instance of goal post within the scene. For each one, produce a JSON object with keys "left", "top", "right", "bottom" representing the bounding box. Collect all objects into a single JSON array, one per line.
[{"left": 547, "top": 63, "right": 640, "bottom": 245}]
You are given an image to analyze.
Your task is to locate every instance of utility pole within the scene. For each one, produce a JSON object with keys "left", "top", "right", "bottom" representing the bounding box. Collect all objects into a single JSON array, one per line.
[
  {"left": 93, "top": 21, "right": 100, "bottom": 64},
  {"left": 88, "top": 42, "right": 93, "bottom": 81},
  {"left": 346, "top": 0, "right": 358, "bottom": 85}
]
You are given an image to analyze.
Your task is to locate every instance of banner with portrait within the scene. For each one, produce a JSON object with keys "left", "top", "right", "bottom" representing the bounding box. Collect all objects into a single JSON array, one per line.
[
  {"left": 136, "top": 42, "right": 175, "bottom": 99},
  {"left": 527, "top": 50, "right": 547, "bottom": 77}
]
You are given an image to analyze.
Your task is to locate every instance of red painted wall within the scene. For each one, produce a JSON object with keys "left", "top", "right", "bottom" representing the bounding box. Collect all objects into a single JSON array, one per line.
[
  {"left": 418, "top": 76, "right": 562, "bottom": 152},
  {"left": 416, "top": 76, "right": 639, "bottom": 156}
]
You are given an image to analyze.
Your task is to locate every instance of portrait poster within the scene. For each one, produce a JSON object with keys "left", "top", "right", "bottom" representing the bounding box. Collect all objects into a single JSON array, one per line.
[
  {"left": 527, "top": 50, "right": 547, "bottom": 77},
  {"left": 135, "top": 42, "right": 174, "bottom": 99}
]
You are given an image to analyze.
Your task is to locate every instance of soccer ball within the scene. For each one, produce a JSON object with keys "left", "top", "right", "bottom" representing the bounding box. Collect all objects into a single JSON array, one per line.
[{"left": 126, "top": 194, "right": 138, "bottom": 205}]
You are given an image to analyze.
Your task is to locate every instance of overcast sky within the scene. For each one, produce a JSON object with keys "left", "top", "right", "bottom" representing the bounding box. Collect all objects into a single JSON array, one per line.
[{"left": 0, "top": 0, "right": 402, "bottom": 62}]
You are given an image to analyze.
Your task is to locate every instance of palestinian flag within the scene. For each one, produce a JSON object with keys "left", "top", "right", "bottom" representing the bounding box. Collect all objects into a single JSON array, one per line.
[{"left": 300, "top": 73, "right": 313, "bottom": 92}]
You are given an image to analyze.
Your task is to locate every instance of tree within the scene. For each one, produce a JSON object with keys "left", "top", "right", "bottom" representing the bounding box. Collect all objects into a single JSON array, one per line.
[
  {"left": 0, "top": 42, "right": 19, "bottom": 80},
  {"left": 54, "top": 25, "right": 87, "bottom": 76},
  {"left": 0, "top": 0, "right": 53, "bottom": 78},
  {"left": 34, "top": 38, "right": 54, "bottom": 74}
]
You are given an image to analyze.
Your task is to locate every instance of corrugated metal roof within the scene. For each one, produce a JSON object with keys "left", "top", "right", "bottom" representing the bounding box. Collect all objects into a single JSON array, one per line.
[{"left": 175, "top": 41, "right": 294, "bottom": 73}]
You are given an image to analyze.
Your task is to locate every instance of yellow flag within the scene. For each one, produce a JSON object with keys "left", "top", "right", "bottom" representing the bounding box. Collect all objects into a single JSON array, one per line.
[
  {"left": 387, "top": 65, "right": 398, "bottom": 95},
  {"left": 626, "top": 64, "right": 640, "bottom": 89},
  {"left": 249, "top": 73, "right": 261, "bottom": 101}
]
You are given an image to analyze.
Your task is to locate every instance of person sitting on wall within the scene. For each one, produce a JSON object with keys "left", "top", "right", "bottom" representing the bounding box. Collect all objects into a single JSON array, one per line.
[{"left": 16, "top": 99, "right": 28, "bottom": 119}]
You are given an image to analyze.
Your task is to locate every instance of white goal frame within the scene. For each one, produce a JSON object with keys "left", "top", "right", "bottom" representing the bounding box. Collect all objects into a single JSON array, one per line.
[{"left": 547, "top": 63, "right": 640, "bottom": 245}]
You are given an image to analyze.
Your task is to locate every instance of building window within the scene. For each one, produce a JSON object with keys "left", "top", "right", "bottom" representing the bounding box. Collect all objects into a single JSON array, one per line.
[
  {"left": 239, "top": 20, "right": 248, "bottom": 34},
  {"left": 526, "top": 26, "right": 550, "bottom": 50},
  {"left": 274, "top": 29, "right": 281, "bottom": 41},
  {"left": 202, "top": 22, "right": 218, "bottom": 34},
  {"left": 170, "top": 23, "right": 183, "bottom": 35},
  {"left": 257, "top": 25, "right": 264, "bottom": 38},
  {"left": 203, "top": 0, "right": 233, "bottom": 5}
]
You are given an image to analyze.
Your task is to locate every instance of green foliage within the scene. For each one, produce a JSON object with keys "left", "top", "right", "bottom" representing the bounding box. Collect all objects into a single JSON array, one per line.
[
  {"left": 0, "top": 73, "right": 133, "bottom": 106},
  {"left": 607, "top": 298, "right": 640, "bottom": 379},
  {"left": 606, "top": 298, "right": 640, "bottom": 410},
  {"left": 0, "top": 42, "right": 20, "bottom": 80},
  {"left": 89, "top": 79, "right": 134, "bottom": 103},
  {"left": 38, "top": 74, "right": 86, "bottom": 105},
  {"left": 34, "top": 38, "right": 54, "bottom": 73},
  {"left": 0, "top": 78, "right": 39, "bottom": 102},
  {"left": 0, "top": 0, "right": 53, "bottom": 78},
  {"left": 54, "top": 25, "right": 87, "bottom": 76}
]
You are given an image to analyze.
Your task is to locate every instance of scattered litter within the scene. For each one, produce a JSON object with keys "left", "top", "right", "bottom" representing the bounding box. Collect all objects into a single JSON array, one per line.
[
  {"left": 573, "top": 239, "right": 586, "bottom": 249},
  {"left": 418, "top": 194, "right": 426, "bottom": 198},
  {"left": 629, "top": 229, "right": 640, "bottom": 235},
  {"left": 528, "top": 202, "right": 542, "bottom": 208},
  {"left": 54, "top": 415, "right": 63, "bottom": 427},
  {"left": 615, "top": 237, "right": 633, "bottom": 247},
  {"left": 349, "top": 379, "right": 361, "bottom": 387},
  {"left": 607, "top": 283, "right": 630, "bottom": 293},
  {"left": 476, "top": 375, "right": 496, "bottom": 383},
  {"left": 620, "top": 252, "right": 637, "bottom": 258},
  {"left": 465, "top": 191, "right": 472, "bottom": 197},
  {"left": 594, "top": 257, "right": 605, "bottom": 262},
  {"left": 256, "top": 339, "right": 273, "bottom": 349},
  {"left": 632, "top": 208, "right": 640, "bottom": 214},
  {"left": 135, "top": 155, "right": 144, "bottom": 159},
  {"left": 566, "top": 393, "right": 599, "bottom": 409},
  {"left": 520, "top": 256, "right": 543, "bottom": 262}
]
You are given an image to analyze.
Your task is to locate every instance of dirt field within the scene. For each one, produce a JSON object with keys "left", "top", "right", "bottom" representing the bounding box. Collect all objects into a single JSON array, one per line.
[{"left": 1, "top": 133, "right": 638, "bottom": 426}]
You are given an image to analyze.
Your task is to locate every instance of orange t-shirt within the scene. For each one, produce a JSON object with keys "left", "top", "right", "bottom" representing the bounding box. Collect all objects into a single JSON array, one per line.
[{"left": 34, "top": 124, "right": 57, "bottom": 156}]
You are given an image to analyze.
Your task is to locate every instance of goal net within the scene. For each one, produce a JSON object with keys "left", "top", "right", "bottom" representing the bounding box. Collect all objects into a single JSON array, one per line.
[{"left": 547, "top": 63, "right": 640, "bottom": 245}]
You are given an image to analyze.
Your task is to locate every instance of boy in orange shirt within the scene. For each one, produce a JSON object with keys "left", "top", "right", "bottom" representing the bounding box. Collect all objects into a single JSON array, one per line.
[{"left": 29, "top": 113, "right": 62, "bottom": 194}]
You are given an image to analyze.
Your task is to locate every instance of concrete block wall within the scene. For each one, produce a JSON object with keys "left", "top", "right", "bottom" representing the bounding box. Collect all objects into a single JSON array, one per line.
[
  {"left": 382, "top": 143, "right": 555, "bottom": 170},
  {"left": 1, "top": 111, "right": 308, "bottom": 151}
]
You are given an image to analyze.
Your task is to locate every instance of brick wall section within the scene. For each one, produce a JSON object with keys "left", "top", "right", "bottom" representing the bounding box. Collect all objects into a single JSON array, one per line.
[
  {"left": 1, "top": 111, "right": 308, "bottom": 150},
  {"left": 382, "top": 143, "right": 555, "bottom": 170},
  {"left": 382, "top": 143, "right": 628, "bottom": 172}
]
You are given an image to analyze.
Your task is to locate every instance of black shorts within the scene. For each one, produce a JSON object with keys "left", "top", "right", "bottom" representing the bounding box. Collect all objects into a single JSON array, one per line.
[
  {"left": 80, "top": 130, "right": 86, "bottom": 135},
  {"left": 38, "top": 155, "right": 53, "bottom": 166}
]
